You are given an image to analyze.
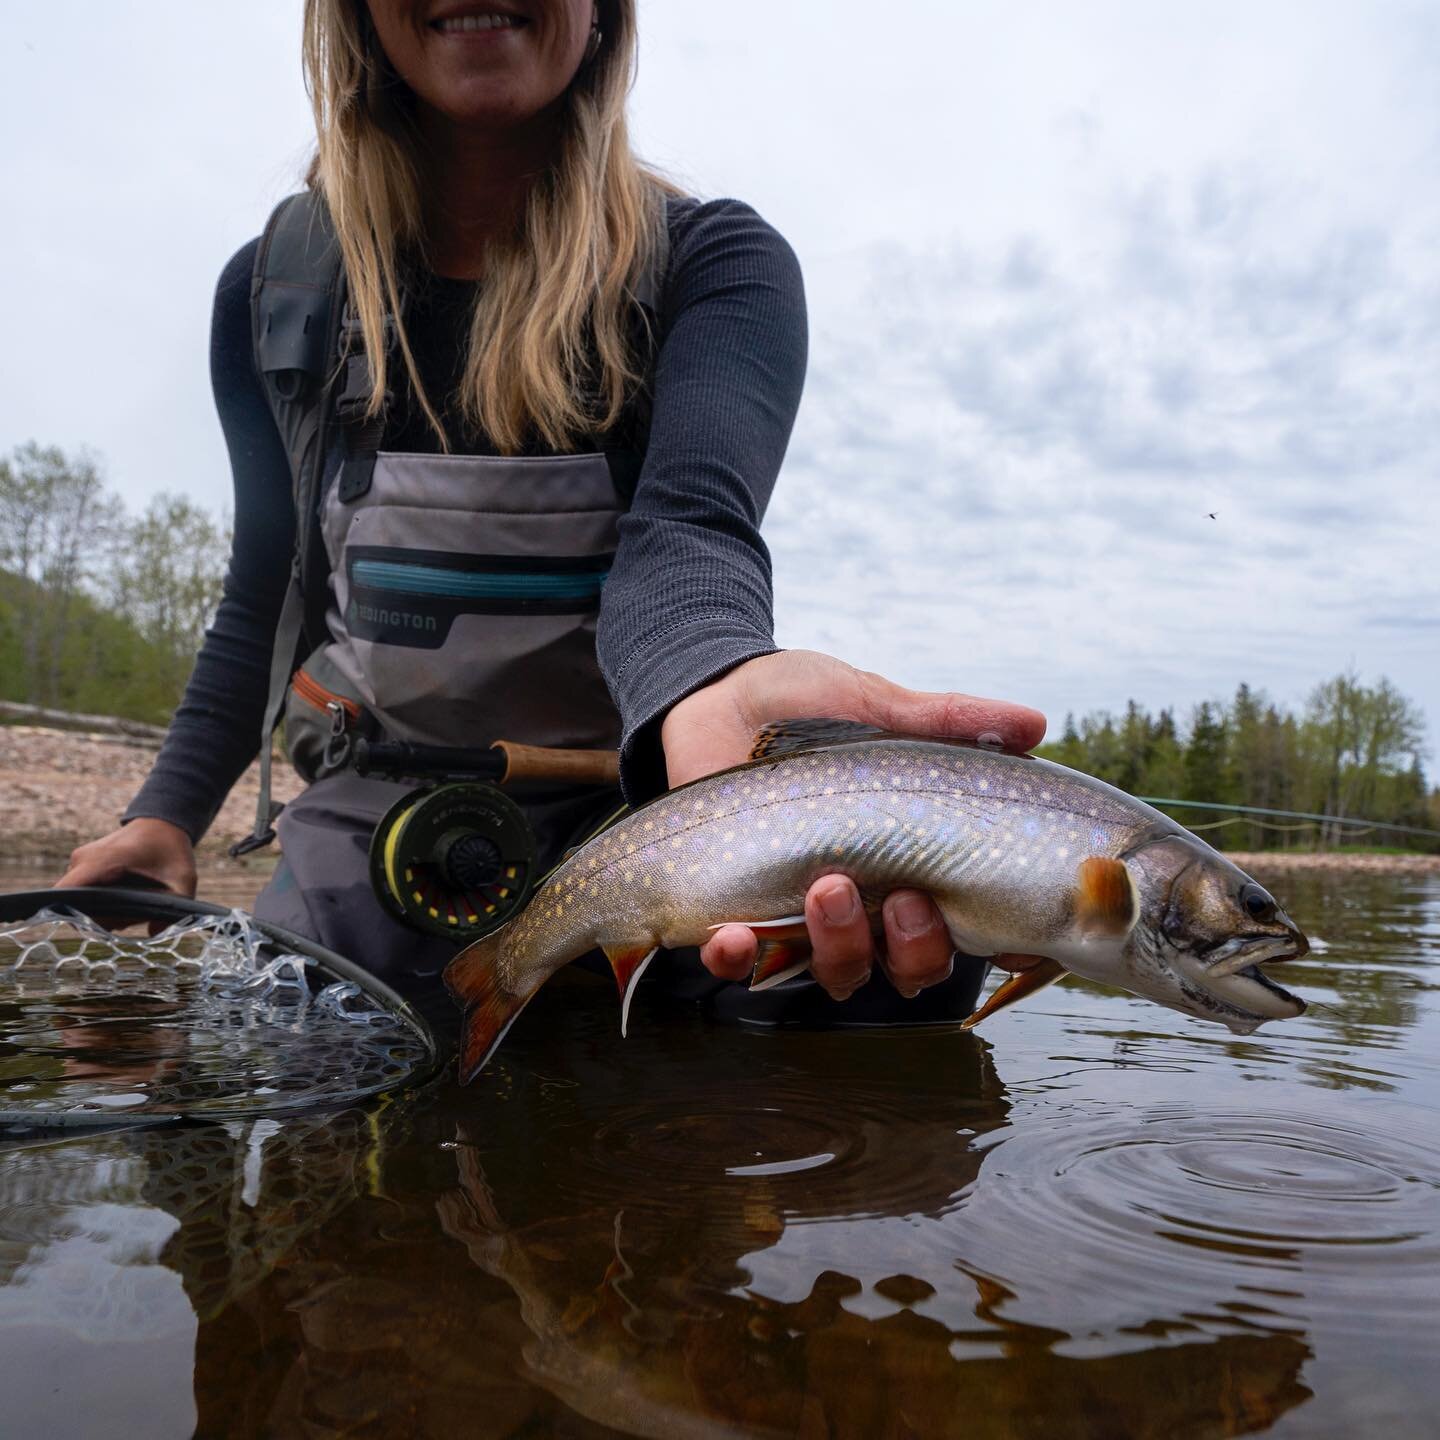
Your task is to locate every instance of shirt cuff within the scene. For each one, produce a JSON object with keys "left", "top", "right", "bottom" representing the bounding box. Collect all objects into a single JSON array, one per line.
[{"left": 614, "top": 618, "right": 777, "bottom": 804}]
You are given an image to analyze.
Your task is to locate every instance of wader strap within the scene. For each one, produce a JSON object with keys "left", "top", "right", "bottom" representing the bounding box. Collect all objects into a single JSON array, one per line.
[{"left": 232, "top": 566, "right": 308, "bottom": 857}]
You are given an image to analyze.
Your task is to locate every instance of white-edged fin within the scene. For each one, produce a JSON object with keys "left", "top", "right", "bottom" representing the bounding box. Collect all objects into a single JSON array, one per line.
[
  {"left": 619, "top": 947, "right": 657, "bottom": 1039},
  {"left": 748, "top": 952, "right": 813, "bottom": 992},
  {"left": 961, "top": 956, "right": 1066, "bottom": 1031},
  {"left": 707, "top": 915, "right": 809, "bottom": 933},
  {"left": 707, "top": 917, "right": 814, "bottom": 993}
]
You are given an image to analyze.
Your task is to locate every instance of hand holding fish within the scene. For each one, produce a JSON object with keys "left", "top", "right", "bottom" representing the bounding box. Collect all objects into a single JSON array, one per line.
[
  {"left": 446, "top": 654, "right": 1308, "bottom": 1080},
  {"left": 660, "top": 650, "right": 1049, "bottom": 1000}
]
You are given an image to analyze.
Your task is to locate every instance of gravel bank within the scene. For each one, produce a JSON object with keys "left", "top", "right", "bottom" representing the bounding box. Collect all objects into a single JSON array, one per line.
[{"left": 0, "top": 725, "right": 303, "bottom": 864}]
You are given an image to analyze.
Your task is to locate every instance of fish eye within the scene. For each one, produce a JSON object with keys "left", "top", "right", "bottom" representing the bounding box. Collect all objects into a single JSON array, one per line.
[{"left": 1239, "top": 883, "right": 1277, "bottom": 923}]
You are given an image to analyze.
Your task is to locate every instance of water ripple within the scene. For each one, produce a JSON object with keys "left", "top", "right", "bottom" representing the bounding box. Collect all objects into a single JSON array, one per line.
[{"left": 962, "top": 1102, "right": 1440, "bottom": 1339}]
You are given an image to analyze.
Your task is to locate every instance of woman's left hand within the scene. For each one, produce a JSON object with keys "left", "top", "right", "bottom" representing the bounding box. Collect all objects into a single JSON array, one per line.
[{"left": 660, "top": 650, "right": 1048, "bottom": 1000}]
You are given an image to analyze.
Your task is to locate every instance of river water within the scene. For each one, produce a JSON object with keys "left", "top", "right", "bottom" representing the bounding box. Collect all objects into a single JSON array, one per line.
[{"left": 0, "top": 865, "right": 1437, "bottom": 1438}]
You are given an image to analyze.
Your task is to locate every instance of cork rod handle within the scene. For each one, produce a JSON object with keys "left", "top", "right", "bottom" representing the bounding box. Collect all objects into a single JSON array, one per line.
[{"left": 491, "top": 740, "right": 621, "bottom": 787}]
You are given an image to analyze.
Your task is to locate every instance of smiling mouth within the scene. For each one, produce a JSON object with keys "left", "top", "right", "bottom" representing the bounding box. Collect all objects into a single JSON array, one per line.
[{"left": 432, "top": 12, "right": 527, "bottom": 34}]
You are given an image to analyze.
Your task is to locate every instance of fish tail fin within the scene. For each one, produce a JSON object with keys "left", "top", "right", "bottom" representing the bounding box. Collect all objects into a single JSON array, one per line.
[{"left": 445, "top": 935, "right": 530, "bottom": 1084}]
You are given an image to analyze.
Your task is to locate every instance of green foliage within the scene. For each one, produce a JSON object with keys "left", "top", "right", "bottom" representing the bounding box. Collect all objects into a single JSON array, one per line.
[
  {"left": 0, "top": 444, "right": 231, "bottom": 726},
  {"left": 1038, "top": 677, "right": 1436, "bottom": 854}
]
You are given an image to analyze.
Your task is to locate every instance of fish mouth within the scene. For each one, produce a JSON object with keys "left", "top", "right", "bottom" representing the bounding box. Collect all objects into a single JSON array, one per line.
[{"left": 1183, "top": 933, "right": 1309, "bottom": 1026}]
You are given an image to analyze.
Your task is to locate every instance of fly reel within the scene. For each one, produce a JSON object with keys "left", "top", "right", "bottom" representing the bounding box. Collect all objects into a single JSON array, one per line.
[{"left": 368, "top": 783, "right": 537, "bottom": 942}]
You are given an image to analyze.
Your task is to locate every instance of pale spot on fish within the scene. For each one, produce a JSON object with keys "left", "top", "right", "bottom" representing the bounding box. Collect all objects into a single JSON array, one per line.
[
  {"left": 623, "top": 871, "right": 634, "bottom": 883},
  {"left": 644, "top": 820, "right": 654, "bottom": 830},
  {"left": 723, "top": 850, "right": 733, "bottom": 861},
  {"left": 687, "top": 862, "right": 701, "bottom": 874},
  {"left": 979, "top": 779, "right": 990, "bottom": 790},
  {"left": 724, "top": 830, "right": 735, "bottom": 842},
  {"left": 665, "top": 860, "right": 676, "bottom": 873}
]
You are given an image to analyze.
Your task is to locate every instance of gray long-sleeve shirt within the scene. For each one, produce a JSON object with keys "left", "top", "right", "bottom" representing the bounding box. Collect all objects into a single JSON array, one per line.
[{"left": 124, "top": 196, "right": 808, "bottom": 838}]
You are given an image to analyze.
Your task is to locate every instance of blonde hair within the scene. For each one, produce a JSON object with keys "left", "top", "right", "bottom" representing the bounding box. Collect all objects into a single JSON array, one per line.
[{"left": 301, "top": 0, "right": 673, "bottom": 453}]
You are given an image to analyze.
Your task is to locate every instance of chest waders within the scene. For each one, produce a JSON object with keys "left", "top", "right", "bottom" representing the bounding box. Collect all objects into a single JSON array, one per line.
[
  {"left": 235, "top": 193, "right": 989, "bottom": 1027},
  {"left": 236, "top": 193, "right": 653, "bottom": 988}
]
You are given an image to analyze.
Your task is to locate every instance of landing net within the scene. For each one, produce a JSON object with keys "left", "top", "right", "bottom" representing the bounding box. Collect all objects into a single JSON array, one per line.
[{"left": 0, "top": 907, "right": 437, "bottom": 1126}]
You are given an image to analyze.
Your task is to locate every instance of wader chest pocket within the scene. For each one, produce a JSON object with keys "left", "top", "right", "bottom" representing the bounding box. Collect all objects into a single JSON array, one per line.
[
  {"left": 343, "top": 546, "right": 611, "bottom": 649},
  {"left": 286, "top": 660, "right": 365, "bottom": 781}
]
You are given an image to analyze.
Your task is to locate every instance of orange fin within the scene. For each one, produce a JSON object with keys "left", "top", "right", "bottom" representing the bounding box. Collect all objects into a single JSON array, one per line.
[
  {"left": 445, "top": 936, "right": 529, "bottom": 1083},
  {"left": 750, "top": 937, "right": 814, "bottom": 991},
  {"left": 707, "top": 917, "right": 814, "bottom": 991},
  {"left": 961, "top": 956, "right": 1066, "bottom": 1030},
  {"left": 1075, "top": 856, "right": 1138, "bottom": 937},
  {"left": 603, "top": 944, "right": 658, "bottom": 1039}
]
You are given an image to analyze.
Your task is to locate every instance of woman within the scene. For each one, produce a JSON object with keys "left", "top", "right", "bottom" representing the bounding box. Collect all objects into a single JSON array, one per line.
[{"left": 60, "top": 0, "right": 1045, "bottom": 1016}]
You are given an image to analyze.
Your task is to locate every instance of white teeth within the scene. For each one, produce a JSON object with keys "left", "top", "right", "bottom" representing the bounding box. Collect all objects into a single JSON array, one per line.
[{"left": 436, "top": 13, "right": 520, "bottom": 32}]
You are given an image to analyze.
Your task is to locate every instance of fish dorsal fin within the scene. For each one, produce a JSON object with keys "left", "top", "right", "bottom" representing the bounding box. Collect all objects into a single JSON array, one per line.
[
  {"left": 747, "top": 719, "right": 1032, "bottom": 763},
  {"left": 748, "top": 719, "right": 890, "bottom": 761},
  {"left": 1075, "top": 856, "right": 1139, "bottom": 937}
]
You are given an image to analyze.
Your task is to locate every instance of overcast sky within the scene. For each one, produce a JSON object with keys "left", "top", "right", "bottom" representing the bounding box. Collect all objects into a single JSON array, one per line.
[{"left": 4, "top": 2, "right": 1437, "bottom": 759}]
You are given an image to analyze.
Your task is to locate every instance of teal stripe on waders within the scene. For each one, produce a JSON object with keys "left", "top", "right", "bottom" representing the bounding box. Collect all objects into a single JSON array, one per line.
[{"left": 352, "top": 559, "right": 609, "bottom": 601}]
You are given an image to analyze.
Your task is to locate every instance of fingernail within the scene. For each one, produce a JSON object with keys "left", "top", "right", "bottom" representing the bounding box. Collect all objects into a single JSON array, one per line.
[
  {"left": 893, "top": 892, "right": 932, "bottom": 937},
  {"left": 818, "top": 883, "right": 857, "bottom": 926}
]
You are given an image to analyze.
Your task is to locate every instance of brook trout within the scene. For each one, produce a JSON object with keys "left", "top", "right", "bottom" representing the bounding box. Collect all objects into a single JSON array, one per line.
[{"left": 446, "top": 723, "right": 1309, "bottom": 1080}]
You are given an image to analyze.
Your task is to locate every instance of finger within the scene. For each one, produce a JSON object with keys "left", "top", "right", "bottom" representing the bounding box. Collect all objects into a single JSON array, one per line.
[
  {"left": 699, "top": 924, "right": 759, "bottom": 982},
  {"left": 881, "top": 891, "right": 955, "bottom": 998},
  {"left": 55, "top": 855, "right": 127, "bottom": 889},
  {"left": 804, "top": 874, "right": 874, "bottom": 1000},
  {"left": 852, "top": 670, "right": 1048, "bottom": 754},
  {"left": 735, "top": 651, "right": 1048, "bottom": 754}
]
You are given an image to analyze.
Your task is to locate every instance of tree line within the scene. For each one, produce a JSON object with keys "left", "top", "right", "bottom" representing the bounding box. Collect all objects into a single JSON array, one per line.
[
  {"left": 1039, "top": 679, "right": 1437, "bottom": 852},
  {"left": 0, "top": 442, "right": 229, "bottom": 725},
  {"left": 3, "top": 444, "right": 1434, "bottom": 851}
]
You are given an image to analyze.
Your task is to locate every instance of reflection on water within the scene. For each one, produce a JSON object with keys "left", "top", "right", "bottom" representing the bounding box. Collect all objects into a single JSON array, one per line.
[{"left": 0, "top": 868, "right": 1437, "bottom": 1436}]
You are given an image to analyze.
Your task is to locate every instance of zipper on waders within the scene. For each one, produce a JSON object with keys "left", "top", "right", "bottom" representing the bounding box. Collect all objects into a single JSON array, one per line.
[{"left": 291, "top": 669, "right": 363, "bottom": 770}]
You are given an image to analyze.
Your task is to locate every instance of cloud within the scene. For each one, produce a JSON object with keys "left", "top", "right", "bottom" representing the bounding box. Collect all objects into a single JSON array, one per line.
[{"left": 767, "top": 167, "right": 1440, "bottom": 752}]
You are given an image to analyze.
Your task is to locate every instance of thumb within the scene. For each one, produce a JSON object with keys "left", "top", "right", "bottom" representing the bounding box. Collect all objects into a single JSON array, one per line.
[{"left": 740, "top": 652, "right": 1048, "bottom": 753}]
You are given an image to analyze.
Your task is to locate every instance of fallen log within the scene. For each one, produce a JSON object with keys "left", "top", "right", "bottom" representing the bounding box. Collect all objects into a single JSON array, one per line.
[{"left": 0, "top": 701, "right": 169, "bottom": 744}]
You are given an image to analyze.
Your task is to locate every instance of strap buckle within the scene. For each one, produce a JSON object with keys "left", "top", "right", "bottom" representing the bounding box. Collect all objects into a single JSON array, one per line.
[{"left": 229, "top": 821, "right": 279, "bottom": 859}]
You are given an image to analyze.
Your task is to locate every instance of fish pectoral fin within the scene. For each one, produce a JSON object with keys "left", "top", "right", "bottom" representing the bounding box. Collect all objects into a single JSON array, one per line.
[
  {"left": 1075, "top": 856, "right": 1139, "bottom": 937},
  {"left": 961, "top": 956, "right": 1066, "bottom": 1030},
  {"left": 602, "top": 944, "right": 659, "bottom": 1039}
]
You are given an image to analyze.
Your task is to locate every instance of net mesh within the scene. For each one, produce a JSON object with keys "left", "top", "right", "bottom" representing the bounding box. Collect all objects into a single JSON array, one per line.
[{"left": 0, "top": 908, "right": 435, "bottom": 1124}]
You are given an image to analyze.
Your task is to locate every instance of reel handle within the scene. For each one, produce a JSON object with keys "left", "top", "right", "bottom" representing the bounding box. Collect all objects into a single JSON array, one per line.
[{"left": 491, "top": 740, "right": 620, "bottom": 788}]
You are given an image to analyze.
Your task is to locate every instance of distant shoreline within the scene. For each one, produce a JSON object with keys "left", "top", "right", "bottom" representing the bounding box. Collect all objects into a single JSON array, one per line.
[
  {"left": 1227, "top": 851, "right": 1440, "bottom": 874},
  {"left": 1, "top": 724, "right": 1434, "bottom": 875}
]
